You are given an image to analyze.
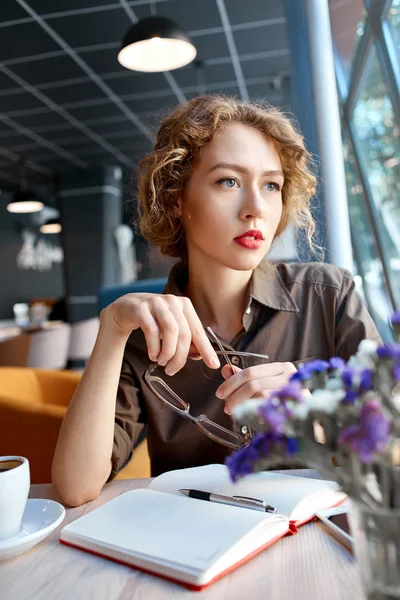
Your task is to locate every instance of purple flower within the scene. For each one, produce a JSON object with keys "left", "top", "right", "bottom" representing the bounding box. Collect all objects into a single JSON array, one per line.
[
  {"left": 359, "top": 368, "right": 373, "bottom": 392},
  {"left": 308, "top": 359, "right": 330, "bottom": 373},
  {"left": 340, "top": 367, "right": 359, "bottom": 403},
  {"left": 343, "top": 390, "right": 359, "bottom": 403},
  {"left": 376, "top": 344, "right": 400, "bottom": 360},
  {"left": 258, "top": 399, "right": 288, "bottom": 435},
  {"left": 338, "top": 399, "right": 390, "bottom": 463},
  {"left": 393, "top": 364, "right": 400, "bottom": 382},
  {"left": 285, "top": 437, "right": 299, "bottom": 456},
  {"left": 225, "top": 432, "right": 297, "bottom": 481},
  {"left": 341, "top": 366, "right": 355, "bottom": 388},
  {"left": 340, "top": 366, "right": 373, "bottom": 403},
  {"left": 272, "top": 381, "right": 304, "bottom": 403},
  {"left": 225, "top": 451, "right": 255, "bottom": 482},
  {"left": 225, "top": 432, "right": 275, "bottom": 481},
  {"left": 290, "top": 359, "right": 329, "bottom": 384},
  {"left": 290, "top": 369, "right": 312, "bottom": 383},
  {"left": 391, "top": 312, "right": 400, "bottom": 326},
  {"left": 329, "top": 357, "right": 346, "bottom": 371},
  {"left": 256, "top": 382, "right": 304, "bottom": 435}
]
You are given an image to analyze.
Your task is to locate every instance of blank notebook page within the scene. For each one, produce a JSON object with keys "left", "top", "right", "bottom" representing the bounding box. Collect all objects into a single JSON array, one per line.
[
  {"left": 61, "top": 488, "right": 285, "bottom": 572},
  {"left": 149, "top": 464, "right": 343, "bottom": 521}
]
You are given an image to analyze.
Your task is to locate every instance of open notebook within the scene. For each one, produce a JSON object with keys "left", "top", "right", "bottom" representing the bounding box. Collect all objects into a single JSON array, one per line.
[{"left": 59, "top": 464, "right": 346, "bottom": 590}]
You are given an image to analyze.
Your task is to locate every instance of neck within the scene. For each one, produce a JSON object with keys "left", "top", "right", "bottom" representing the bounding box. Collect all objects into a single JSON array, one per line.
[{"left": 185, "top": 253, "right": 252, "bottom": 341}]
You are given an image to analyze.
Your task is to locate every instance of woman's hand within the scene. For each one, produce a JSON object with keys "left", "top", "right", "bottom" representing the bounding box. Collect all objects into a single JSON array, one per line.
[
  {"left": 101, "top": 293, "right": 220, "bottom": 375},
  {"left": 216, "top": 362, "right": 297, "bottom": 415}
]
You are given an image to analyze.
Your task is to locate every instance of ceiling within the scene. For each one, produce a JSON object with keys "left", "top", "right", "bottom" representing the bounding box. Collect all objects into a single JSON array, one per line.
[{"left": 0, "top": 0, "right": 291, "bottom": 192}]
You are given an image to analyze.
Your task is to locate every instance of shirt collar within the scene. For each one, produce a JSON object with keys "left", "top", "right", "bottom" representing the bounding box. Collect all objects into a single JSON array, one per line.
[
  {"left": 251, "top": 260, "right": 299, "bottom": 313},
  {"left": 163, "top": 260, "right": 298, "bottom": 313}
]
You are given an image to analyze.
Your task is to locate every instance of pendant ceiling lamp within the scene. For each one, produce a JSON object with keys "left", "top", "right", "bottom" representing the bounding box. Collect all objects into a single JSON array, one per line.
[
  {"left": 7, "top": 190, "right": 44, "bottom": 214},
  {"left": 7, "top": 162, "right": 44, "bottom": 214},
  {"left": 40, "top": 218, "right": 62, "bottom": 234},
  {"left": 118, "top": 11, "right": 197, "bottom": 73}
]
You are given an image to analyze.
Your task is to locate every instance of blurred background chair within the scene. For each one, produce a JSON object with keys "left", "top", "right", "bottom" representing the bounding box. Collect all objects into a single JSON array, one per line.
[
  {"left": 68, "top": 317, "right": 100, "bottom": 367},
  {"left": 0, "top": 323, "right": 71, "bottom": 369},
  {"left": 27, "top": 323, "right": 71, "bottom": 369},
  {"left": 0, "top": 367, "right": 150, "bottom": 483},
  {"left": 0, "top": 367, "right": 81, "bottom": 483},
  {"left": 98, "top": 277, "right": 168, "bottom": 311}
]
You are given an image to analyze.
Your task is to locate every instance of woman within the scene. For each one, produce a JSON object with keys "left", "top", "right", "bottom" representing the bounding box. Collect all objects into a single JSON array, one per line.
[{"left": 52, "top": 95, "right": 381, "bottom": 506}]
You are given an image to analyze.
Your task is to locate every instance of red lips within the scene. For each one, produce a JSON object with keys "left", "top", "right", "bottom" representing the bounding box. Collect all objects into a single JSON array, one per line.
[{"left": 234, "top": 230, "right": 264, "bottom": 241}]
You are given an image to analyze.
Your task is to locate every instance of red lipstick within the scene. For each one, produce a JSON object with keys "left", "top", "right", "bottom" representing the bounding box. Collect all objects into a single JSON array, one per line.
[{"left": 234, "top": 230, "right": 264, "bottom": 250}]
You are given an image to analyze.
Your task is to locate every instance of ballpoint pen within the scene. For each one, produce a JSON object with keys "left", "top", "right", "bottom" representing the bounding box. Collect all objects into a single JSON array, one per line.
[{"left": 179, "top": 489, "right": 277, "bottom": 513}]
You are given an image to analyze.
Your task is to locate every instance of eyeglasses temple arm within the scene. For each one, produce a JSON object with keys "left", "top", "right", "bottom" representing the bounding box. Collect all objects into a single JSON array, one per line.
[{"left": 206, "top": 326, "right": 233, "bottom": 368}]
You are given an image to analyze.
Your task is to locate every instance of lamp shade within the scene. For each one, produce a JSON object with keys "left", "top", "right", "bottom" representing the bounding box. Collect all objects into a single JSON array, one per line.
[
  {"left": 118, "top": 16, "right": 197, "bottom": 72},
  {"left": 40, "top": 219, "right": 62, "bottom": 234},
  {"left": 7, "top": 190, "right": 44, "bottom": 214}
]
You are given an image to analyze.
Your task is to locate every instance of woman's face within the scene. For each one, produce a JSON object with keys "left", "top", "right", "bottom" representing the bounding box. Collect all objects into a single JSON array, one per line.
[{"left": 178, "top": 122, "right": 284, "bottom": 272}]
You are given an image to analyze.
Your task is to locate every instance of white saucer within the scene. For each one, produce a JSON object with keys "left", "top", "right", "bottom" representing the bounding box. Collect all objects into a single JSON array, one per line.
[{"left": 0, "top": 499, "right": 65, "bottom": 560}]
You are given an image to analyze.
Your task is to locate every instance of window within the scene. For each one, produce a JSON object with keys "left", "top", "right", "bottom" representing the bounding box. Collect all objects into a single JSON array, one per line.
[
  {"left": 351, "top": 45, "right": 400, "bottom": 306},
  {"left": 388, "top": 0, "right": 400, "bottom": 52},
  {"left": 329, "top": 0, "right": 366, "bottom": 83},
  {"left": 342, "top": 130, "right": 394, "bottom": 341}
]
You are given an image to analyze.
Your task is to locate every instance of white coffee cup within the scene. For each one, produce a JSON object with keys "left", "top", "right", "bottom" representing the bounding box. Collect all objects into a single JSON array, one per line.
[{"left": 0, "top": 456, "right": 30, "bottom": 541}]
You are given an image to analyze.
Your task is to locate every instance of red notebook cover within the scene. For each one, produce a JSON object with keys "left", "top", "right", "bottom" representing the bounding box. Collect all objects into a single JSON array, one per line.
[
  {"left": 59, "top": 499, "right": 346, "bottom": 593},
  {"left": 59, "top": 469, "right": 347, "bottom": 591},
  {"left": 60, "top": 528, "right": 289, "bottom": 591}
]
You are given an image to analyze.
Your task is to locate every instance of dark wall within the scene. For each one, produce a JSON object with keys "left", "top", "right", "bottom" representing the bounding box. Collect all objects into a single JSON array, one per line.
[{"left": 0, "top": 191, "right": 64, "bottom": 319}]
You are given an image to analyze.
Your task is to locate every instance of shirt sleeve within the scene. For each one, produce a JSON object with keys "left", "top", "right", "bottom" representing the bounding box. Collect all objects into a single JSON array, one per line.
[
  {"left": 107, "top": 355, "right": 146, "bottom": 481},
  {"left": 335, "top": 270, "right": 382, "bottom": 360}
]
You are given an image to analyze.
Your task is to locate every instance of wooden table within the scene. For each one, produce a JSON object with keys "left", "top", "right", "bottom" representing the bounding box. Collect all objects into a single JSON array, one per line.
[{"left": 0, "top": 471, "right": 365, "bottom": 600}]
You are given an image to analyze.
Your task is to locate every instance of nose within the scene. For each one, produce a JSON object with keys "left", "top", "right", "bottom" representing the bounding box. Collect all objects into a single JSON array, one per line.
[{"left": 239, "top": 186, "right": 264, "bottom": 221}]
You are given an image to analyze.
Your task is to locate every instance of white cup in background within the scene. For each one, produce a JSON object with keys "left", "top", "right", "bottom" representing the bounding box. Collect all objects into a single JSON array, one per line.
[
  {"left": 13, "top": 303, "right": 30, "bottom": 328},
  {"left": 0, "top": 456, "right": 30, "bottom": 541}
]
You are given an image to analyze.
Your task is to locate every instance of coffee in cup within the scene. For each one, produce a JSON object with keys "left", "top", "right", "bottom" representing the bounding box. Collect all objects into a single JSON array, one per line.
[{"left": 0, "top": 456, "right": 30, "bottom": 541}]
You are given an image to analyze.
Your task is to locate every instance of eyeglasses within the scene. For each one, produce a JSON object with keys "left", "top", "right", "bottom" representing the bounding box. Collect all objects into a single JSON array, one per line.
[{"left": 142, "top": 327, "right": 269, "bottom": 450}]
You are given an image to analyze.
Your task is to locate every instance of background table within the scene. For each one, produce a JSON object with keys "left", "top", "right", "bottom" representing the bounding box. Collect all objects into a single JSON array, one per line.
[{"left": 0, "top": 471, "right": 365, "bottom": 600}]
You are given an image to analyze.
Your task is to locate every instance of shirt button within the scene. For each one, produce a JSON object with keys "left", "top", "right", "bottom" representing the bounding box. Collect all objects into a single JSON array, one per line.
[{"left": 231, "top": 356, "right": 240, "bottom": 365}]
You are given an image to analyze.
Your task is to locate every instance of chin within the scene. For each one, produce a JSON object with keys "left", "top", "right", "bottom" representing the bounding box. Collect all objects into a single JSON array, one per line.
[{"left": 223, "top": 252, "right": 265, "bottom": 272}]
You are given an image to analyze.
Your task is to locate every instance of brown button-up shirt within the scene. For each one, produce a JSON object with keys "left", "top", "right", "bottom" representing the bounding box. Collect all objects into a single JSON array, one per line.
[{"left": 110, "top": 260, "right": 381, "bottom": 479}]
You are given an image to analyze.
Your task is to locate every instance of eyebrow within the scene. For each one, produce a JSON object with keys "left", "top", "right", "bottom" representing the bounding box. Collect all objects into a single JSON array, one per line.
[{"left": 207, "top": 162, "right": 284, "bottom": 179}]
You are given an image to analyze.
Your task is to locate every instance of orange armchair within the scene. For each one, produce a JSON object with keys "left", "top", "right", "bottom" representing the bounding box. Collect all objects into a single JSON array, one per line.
[
  {"left": 0, "top": 367, "right": 150, "bottom": 484},
  {"left": 0, "top": 368, "right": 82, "bottom": 483}
]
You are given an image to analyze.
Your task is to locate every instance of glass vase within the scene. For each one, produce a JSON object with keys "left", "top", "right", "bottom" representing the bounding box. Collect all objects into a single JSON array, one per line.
[{"left": 349, "top": 501, "right": 400, "bottom": 600}]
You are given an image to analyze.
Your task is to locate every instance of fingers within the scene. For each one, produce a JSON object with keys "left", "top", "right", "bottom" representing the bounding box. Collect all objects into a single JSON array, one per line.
[
  {"left": 182, "top": 299, "right": 220, "bottom": 369},
  {"left": 216, "top": 363, "right": 297, "bottom": 415},
  {"left": 135, "top": 303, "right": 161, "bottom": 362},
  {"left": 216, "top": 363, "right": 286, "bottom": 399},
  {"left": 141, "top": 295, "right": 220, "bottom": 374},
  {"left": 188, "top": 342, "right": 201, "bottom": 358},
  {"left": 149, "top": 297, "right": 180, "bottom": 367},
  {"left": 163, "top": 305, "right": 193, "bottom": 376},
  {"left": 223, "top": 379, "right": 284, "bottom": 415},
  {"left": 221, "top": 364, "right": 241, "bottom": 380}
]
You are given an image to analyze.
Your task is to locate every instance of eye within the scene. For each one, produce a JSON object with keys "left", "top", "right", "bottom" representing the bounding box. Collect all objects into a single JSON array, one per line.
[
  {"left": 264, "top": 182, "right": 281, "bottom": 192},
  {"left": 218, "top": 177, "right": 238, "bottom": 188}
]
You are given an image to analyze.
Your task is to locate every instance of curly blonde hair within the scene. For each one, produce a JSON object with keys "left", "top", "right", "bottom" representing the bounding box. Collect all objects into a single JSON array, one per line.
[{"left": 137, "top": 94, "right": 320, "bottom": 261}]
